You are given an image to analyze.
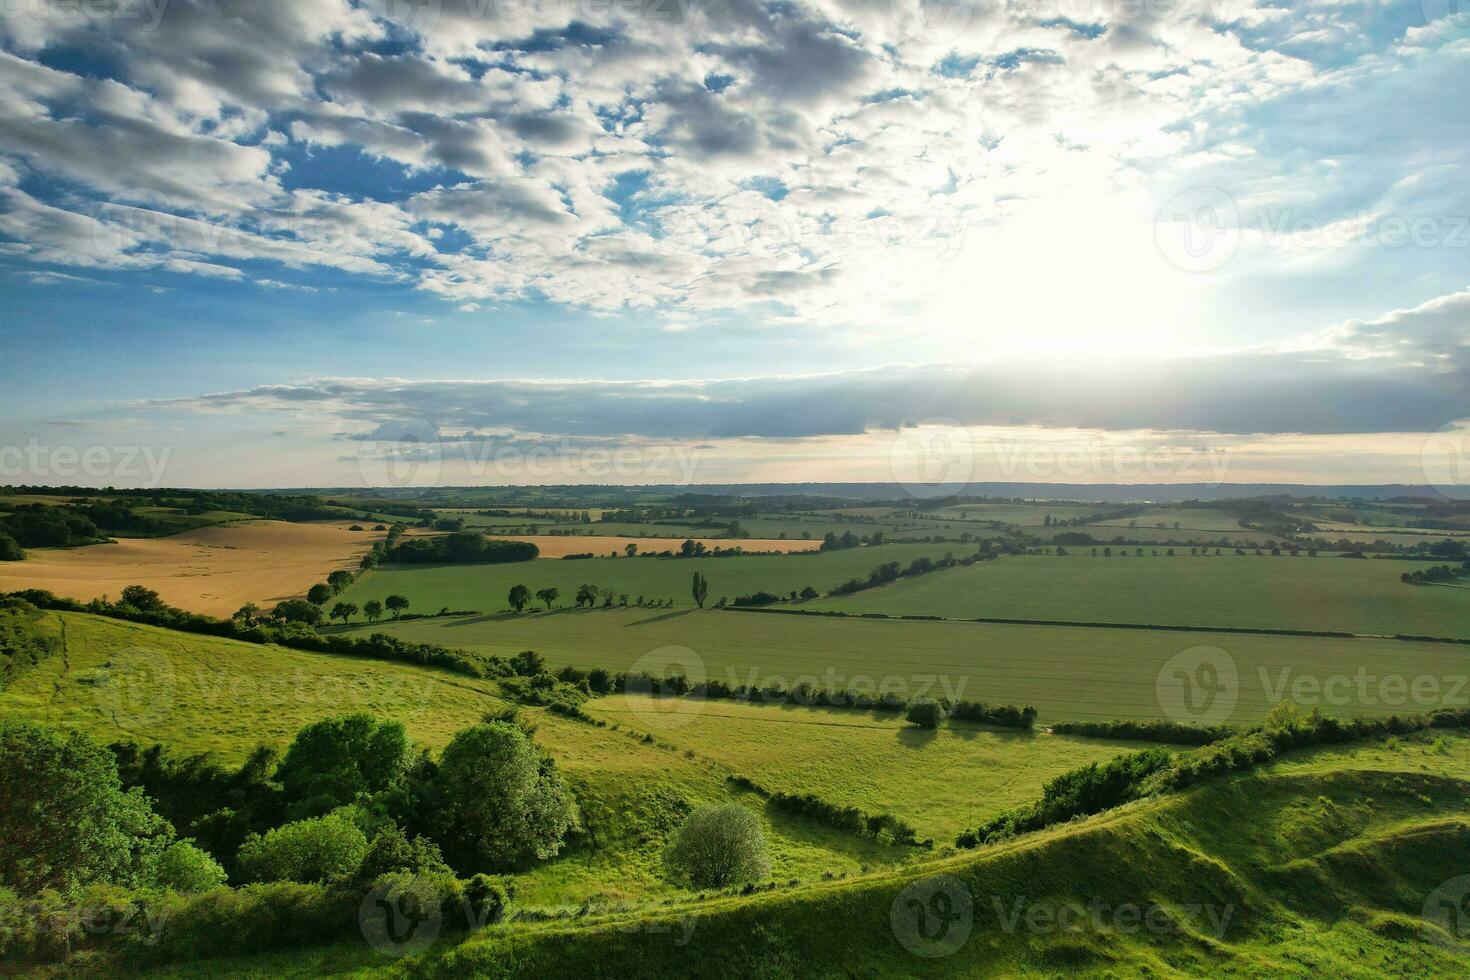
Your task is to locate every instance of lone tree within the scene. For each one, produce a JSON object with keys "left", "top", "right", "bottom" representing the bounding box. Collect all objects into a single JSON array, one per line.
[
  {"left": 664, "top": 803, "right": 770, "bottom": 889},
  {"left": 326, "top": 570, "right": 354, "bottom": 594},
  {"left": 691, "top": 572, "right": 709, "bottom": 609},
  {"left": 624, "top": 543, "right": 637, "bottom": 557},
  {"left": 362, "top": 599, "right": 383, "bottom": 623},
  {"left": 508, "top": 584, "right": 531, "bottom": 613},
  {"left": 384, "top": 594, "right": 410, "bottom": 620},
  {"left": 330, "top": 601, "right": 359, "bottom": 625},
  {"left": 575, "top": 584, "right": 599, "bottom": 608},
  {"left": 535, "top": 587, "right": 560, "bottom": 610},
  {"left": 306, "top": 583, "right": 332, "bottom": 606}
]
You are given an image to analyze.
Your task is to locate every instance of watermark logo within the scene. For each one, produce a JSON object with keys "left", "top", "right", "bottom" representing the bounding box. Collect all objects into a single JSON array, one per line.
[
  {"left": 624, "top": 645, "right": 708, "bottom": 730},
  {"left": 1423, "top": 875, "right": 1470, "bottom": 948},
  {"left": 354, "top": 418, "right": 443, "bottom": 489},
  {"left": 0, "top": 439, "right": 172, "bottom": 486},
  {"left": 1421, "top": 420, "right": 1470, "bottom": 499},
  {"left": 1421, "top": 0, "right": 1470, "bottom": 41},
  {"left": 890, "top": 0, "right": 976, "bottom": 45},
  {"left": 989, "top": 436, "right": 1233, "bottom": 484},
  {"left": 364, "top": 0, "right": 443, "bottom": 35},
  {"left": 10, "top": 0, "right": 172, "bottom": 31},
  {"left": 359, "top": 876, "right": 443, "bottom": 958},
  {"left": 990, "top": 895, "right": 1234, "bottom": 938},
  {"left": 888, "top": 418, "right": 975, "bottom": 498},
  {"left": 1156, "top": 645, "right": 1238, "bottom": 724},
  {"left": 891, "top": 875, "right": 973, "bottom": 958},
  {"left": 90, "top": 646, "right": 176, "bottom": 731},
  {"left": 1154, "top": 186, "right": 1239, "bottom": 273}
]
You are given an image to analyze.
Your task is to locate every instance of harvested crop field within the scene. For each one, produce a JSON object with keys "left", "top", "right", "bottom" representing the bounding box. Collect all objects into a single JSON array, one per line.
[
  {"left": 0, "top": 520, "right": 382, "bottom": 616},
  {"left": 491, "top": 534, "right": 824, "bottom": 557}
]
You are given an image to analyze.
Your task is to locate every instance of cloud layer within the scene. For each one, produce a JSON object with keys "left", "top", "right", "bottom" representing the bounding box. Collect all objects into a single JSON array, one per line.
[{"left": 1, "top": 0, "right": 1465, "bottom": 337}]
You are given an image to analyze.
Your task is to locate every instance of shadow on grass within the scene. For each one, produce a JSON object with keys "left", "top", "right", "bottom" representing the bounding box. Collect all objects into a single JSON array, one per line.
[{"left": 625, "top": 610, "right": 695, "bottom": 627}]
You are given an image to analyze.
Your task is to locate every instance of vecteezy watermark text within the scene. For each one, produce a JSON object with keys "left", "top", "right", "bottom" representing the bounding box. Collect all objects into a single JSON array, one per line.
[{"left": 0, "top": 440, "right": 172, "bottom": 486}]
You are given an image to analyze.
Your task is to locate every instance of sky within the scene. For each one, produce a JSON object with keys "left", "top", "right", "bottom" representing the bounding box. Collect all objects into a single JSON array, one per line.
[{"left": 0, "top": 0, "right": 1466, "bottom": 490}]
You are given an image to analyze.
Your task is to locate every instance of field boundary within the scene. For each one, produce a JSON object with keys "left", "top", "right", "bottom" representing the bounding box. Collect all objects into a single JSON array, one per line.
[{"left": 719, "top": 605, "right": 1470, "bottom": 645}]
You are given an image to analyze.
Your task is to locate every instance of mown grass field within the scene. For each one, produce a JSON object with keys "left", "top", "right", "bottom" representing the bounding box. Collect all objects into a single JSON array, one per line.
[
  {"left": 326, "top": 607, "right": 1470, "bottom": 725},
  {"left": 586, "top": 695, "right": 1135, "bottom": 841},
  {"left": 807, "top": 553, "right": 1470, "bottom": 637},
  {"left": 339, "top": 542, "right": 966, "bottom": 613}
]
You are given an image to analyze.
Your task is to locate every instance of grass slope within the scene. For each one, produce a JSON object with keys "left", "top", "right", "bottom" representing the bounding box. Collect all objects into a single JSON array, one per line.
[
  {"left": 586, "top": 695, "right": 1138, "bottom": 841},
  {"left": 171, "top": 730, "right": 1470, "bottom": 978},
  {"left": 0, "top": 613, "right": 913, "bottom": 910},
  {"left": 808, "top": 553, "right": 1470, "bottom": 638},
  {"left": 0, "top": 611, "right": 511, "bottom": 761},
  {"left": 340, "top": 542, "right": 967, "bottom": 613},
  {"left": 328, "top": 607, "right": 1470, "bottom": 725}
]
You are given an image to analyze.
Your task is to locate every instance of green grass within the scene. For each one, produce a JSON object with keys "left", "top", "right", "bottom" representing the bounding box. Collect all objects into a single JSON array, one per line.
[
  {"left": 334, "top": 731, "right": 1470, "bottom": 977},
  {"left": 24, "top": 611, "right": 1470, "bottom": 976},
  {"left": 326, "top": 607, "right": 1470, "bottom": 725},
  {"left": 339, "top": 543, "right": 967, "bottom": 613},
  {"left": 0, "top": 613, "right": 913, "bottom": 909},
  {"left": 0, "top": 612, "right": 513, "bottom": 761},
  {"left": 585, "top": 695, "right": 1137, "bottom": 841},
  {"left": 807, "top": 553, "right": 1470, "bottom": 638}
]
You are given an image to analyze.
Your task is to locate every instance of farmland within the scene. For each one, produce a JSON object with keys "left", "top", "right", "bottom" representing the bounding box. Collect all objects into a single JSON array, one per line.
[
  {"left": 339, "top": 542, "right": 967, "bottom": 612},
  {"left": 4, "top": 486, "right": 1470, "bottom": 978},
  {"left": 326, "top": 606, "right": 1470, "bottom": 725},
  {"left": 486, "top": 534, "right": 822, "bottom": 558},
  {"left": 0, "top": 520, "right": 382, "bottom": 616},
  {"left": 808, "top": 553, "right": 1470, "bottom": 638}
]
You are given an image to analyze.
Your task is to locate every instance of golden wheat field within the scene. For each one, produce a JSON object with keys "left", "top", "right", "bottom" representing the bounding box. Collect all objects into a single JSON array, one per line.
[{"left": 0, "top": 520, "right": 383, "bottom": 615}]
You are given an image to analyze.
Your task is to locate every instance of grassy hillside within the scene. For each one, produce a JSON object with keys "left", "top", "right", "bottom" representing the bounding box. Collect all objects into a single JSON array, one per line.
[
  {"left": 0, "top": 611, "right": 512, "bottom": 761},
  {"left": 327, "top": 607, "right": 1470, "bottom": 725},
  {"left": 339, "top": 542, "right": 968, "bottom": 612},
  {"left": 0, "top": 613, "right": 913, "bottom": 908},
  {"left": 120, "top": 730, "right": 1470, "bottom": 978},
  {"left": 808, "top": 553, "right": 1470, "bottom": 638},
  {"left": 586, "top": 695, "right": 1136, "bottom": 841}
]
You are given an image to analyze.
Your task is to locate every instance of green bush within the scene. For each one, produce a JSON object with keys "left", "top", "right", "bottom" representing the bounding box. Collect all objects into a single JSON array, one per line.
[
  {"left": 274, "top": 714, "right": 413, "bottom": 820},
  {"left": 905, "top": 700, "right": 946, "bottom": 729},
  {"left": 430, "top": 722, "right": 579, "bottom": 872},
  {"left": 236, "top": 812, "right": 369, "bottom": 884},
  {"left": 664, "top": 803, "right": 771, "bottom": 889},
  {"left": 150, "top": 841, "right": 227, "bottom": 892}
]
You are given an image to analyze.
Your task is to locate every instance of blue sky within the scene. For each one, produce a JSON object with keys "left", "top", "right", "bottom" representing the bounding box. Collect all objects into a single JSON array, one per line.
[{"left": 0, "top": 0, "right": 1467, "bottom": 488}]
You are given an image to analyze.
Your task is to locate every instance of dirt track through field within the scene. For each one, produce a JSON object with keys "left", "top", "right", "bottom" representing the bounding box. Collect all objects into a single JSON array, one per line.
[
  {"left": 492, "top": 535, "right": 824, "bottom": 557},
  {"left": 0, "top": 521, "right": 383, "bottom": 616}
]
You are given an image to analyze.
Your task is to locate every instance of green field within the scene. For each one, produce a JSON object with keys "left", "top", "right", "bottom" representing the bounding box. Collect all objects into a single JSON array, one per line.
[
  {"left": 0, "top": 613, "right": 913, "bottom": 907},
  {"left": 807, "top": 553, "right": 1470, "bottom": 637},
  {"left": 326, "top": 607, "right": 1470, "bottom": 725},
  {"left": 0, "top": 612, "right": 512, "bottom": 760},
  {"left": 587, "top": 695, "right": 1135, "bottom": 841},
  {"left": 340, "top": 542, "right": 967, "bottom": 612}
]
